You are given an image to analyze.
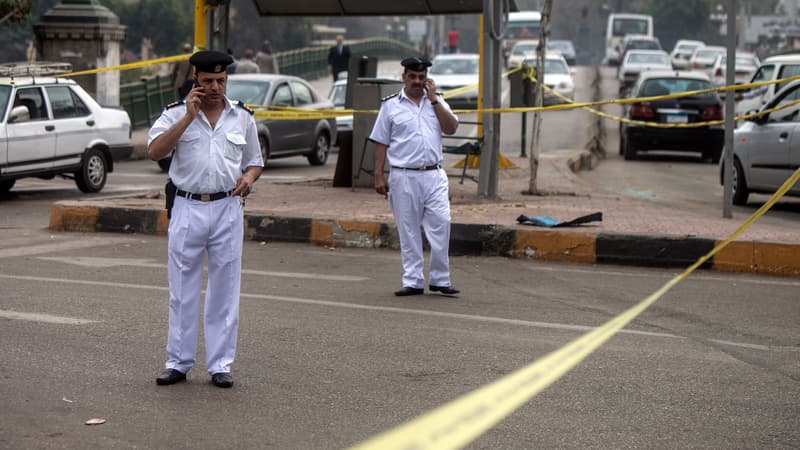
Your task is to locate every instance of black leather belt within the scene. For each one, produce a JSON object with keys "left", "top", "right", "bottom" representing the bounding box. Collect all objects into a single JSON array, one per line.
[
  {"left": 391, "top": 164, "right": 442, "bottom": 171},
  {"left": 175, "top": 189, "right": 233, "bottom": 202}
]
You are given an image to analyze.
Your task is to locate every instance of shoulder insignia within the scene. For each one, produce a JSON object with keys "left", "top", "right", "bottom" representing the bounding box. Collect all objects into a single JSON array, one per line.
[
  {"left": 165, "top": 100, "right": 184, "bottom": 110},
  {"left": 237, "top": 100, "right": 254, "bottom": 115},
  {"left": 435, "top": 91, "right": 444, "bottom": 96},
  {"left": 381, "top": 93, "right": 399, "bottom": 102}
]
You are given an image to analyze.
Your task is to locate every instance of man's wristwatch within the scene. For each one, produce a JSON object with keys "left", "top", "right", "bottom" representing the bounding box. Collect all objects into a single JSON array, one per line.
[{"left": 430, "top": 100, "right": 439, "bottom": 106}]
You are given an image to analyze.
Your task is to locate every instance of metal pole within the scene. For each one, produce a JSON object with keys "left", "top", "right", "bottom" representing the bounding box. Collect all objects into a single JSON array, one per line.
[
  {"left": 478, "top": 0, "right": 501, "bottom": 197},
  {"left": 521, "top": 111, "right": 527, "bottom": 157},
  {"left": 194, "top": 0, "right": 206, "bottom": 50},
  {"left": 722, "top": 0, "right": 736, "bottom": 218}
]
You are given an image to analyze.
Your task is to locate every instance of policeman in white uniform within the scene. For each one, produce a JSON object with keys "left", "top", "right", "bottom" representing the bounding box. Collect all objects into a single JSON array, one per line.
[
  {"left": 147, "top": 50, "right": 263, "bottom": 388},
  {"left": 369, "top": 56, "right": 461, "bottom": 296}
]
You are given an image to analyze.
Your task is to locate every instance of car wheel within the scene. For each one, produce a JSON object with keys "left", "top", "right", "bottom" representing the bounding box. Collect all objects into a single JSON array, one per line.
[
  {"left": 307, "top": 131, "right": 329, "bottom": 166},
  {"left": 157, "top": 156, "right": 172, "bottom": 173},
  {"left": 732, "top": 158, "right": 749, "bottom": 206},
  {"left": 0, "top": 179, "right": 15, "bottom": 193},
  {"left": 75, "top": 148, "right": 108, "bottom": 193},
  {"left": 259, "top": 134, "right": 270, "bottom": 167},
  {"left": 623, "top": 136, "right": 638, "bottom": 160}
]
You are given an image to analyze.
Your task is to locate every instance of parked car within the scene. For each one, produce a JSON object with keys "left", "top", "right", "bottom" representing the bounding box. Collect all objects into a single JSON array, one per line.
[
  {"left": 722, "top": 79, "right": 800, "bottom": 205},
  {"left": 709, "top": 52, "right": 760, "bottom": 92},
  {"left": 0, "top": 64, "right": 132, "bottom": 194},
  {"left": 735, "top": 53, "right": 800, "bottom": 116},
  {"left": 620, "top": 70, "right": 724, "bottom": 162},
  {"left": 618, "top": 34, "right": 662, "bottom": 66},
  {"left": 522, "top": 52, "right": 575, "bottom": 104},
  {"left": 327, "top": 78, "right": 351, "bottom": 146},
  {"left": 670, "top": 39, "right": 705, "bottom": 70},
  {"left": 507, "top": 40, "right": 539, "bottom": 69},
  {"left": 689, "top": 45, "right": 726, "bottom": 76},
  {"left": 156, "top": 74, "right": 336, "bottom": 171},
  {"left": 429, "top": 53, "right": 480, "bottom": 109},
  {"left": 547, "top": 39, "right": 576, "bottom": 65},
  {"left": 617, "top": 49, "right": 672, "bottom": 93}
]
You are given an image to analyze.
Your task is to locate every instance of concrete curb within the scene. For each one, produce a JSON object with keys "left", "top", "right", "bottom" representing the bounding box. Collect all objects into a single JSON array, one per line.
[{"left": 49, "top": 202, "right": 800, "bottom": 277}]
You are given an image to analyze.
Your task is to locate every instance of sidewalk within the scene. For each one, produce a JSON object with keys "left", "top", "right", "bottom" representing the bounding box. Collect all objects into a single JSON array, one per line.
[{"left": 50, "top": 126, "right": 800, "bottom": 276}]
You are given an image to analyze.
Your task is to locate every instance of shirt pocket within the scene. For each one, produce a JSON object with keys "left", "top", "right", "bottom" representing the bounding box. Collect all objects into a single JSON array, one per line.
[
  {"left": 224, "top": 132, "right": 246, "bottom": 161},
  {"left": 391, "top": 110, "right": 417, "bottom": 135}
]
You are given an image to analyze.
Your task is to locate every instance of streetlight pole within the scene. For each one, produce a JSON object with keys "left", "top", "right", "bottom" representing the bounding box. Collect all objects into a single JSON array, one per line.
[{"left": 722, "top": 0, "right": 736, "bottom": 218}]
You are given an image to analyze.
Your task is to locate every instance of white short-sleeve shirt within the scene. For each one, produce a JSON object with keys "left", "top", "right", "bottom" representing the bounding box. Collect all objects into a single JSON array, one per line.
[
  {"left": 369, "top": 89, "right": 458, "bottom": 168},
  {"left": 148, "top": 97, "right": 263, "bottom": 193}
]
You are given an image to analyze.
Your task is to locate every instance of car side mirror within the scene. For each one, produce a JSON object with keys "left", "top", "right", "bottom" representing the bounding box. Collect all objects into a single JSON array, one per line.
[{"left": 8, "top": 105, "right": 30, "bottom": 123}]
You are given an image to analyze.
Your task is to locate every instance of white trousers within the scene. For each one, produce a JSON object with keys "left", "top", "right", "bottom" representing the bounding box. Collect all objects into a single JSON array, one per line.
[
  {"left": 165, "top": 195, "right": 243, "bottom": 375},
  {"left": 388, "top": 168, "right": 451, "bottom": 288}
]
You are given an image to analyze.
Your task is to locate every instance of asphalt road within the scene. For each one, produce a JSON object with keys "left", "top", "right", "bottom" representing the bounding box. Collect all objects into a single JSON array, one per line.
[{"left": 0, "top": 230, "right": 798, "bottom": 448}]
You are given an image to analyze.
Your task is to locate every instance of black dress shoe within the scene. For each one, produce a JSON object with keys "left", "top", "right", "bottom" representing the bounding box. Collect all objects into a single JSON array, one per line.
[
  {"left": 394, "top": 287, "right": 424, "bottom": 296},
  {"left": 156, "top": 369, "right": 186, "bottom": 386},
  {"left": 430, "top": 285, "right": 460, "bottom": 295},
  {"left": 211, "top": 372, "right": 234, "bottom": 388}
]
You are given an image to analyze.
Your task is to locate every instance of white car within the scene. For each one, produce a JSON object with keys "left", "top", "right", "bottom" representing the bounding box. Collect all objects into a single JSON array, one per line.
[
  {"left": 0, "top": 64, "right": 132, "bottom": 194},
  {"left": 689, "top": 45, "right": 726, "bottom": 76},
  {"left": 327, "top": 78, "right": 352, "bottom": 145},
  {"left": 618, "top": 49, "right": 672, "bottom": 92},
  {"left": 709, "top": 52, "right": 760, "bottom": 91},
  {"left": 429, "top": 53, "right": 480, "bottom": 109},
  {"left": 670, "top": 39, "right": 705, "bottom": 70},
  {"left": 522, "top": 53, "right": 575, "bottom": 104},
  {"left": 507, "top": 40, "right": 539, "bottom": 70},
  {"left": 735, "top": 53, "right": 800, "bottom": 116}
]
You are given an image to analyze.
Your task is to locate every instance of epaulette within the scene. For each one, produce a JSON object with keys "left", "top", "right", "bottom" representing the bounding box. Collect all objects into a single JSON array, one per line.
[
  {"left": 435, "top": 91, "right": 443, "bottom": 96},
  {"left": 237, "top": 100, "right": 254, "bottom": 115},
  {"left": 381, "top": 93, "right": 399, "bottom": 102},
  {"left": 165, "top": 100, "right": 184, "bottom": 110}
]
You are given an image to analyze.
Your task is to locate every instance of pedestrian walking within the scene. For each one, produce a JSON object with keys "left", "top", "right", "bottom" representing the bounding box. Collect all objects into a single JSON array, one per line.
[
  {"left": 147, "top": 50, "right": 264, "bottom": 388},
  {"left": 255, "top": 40, "right": 279, "bottom": 74},
  {"left": 172, "top": 42, "right": 194, "bottom": 100},
  {"left": 327, "top": 34, "right": 351, "bottom": 82},
  {"left": 225, "top": 48, "right": 238, "bottom": 74},
  {"left": 369, "top": 56, "right": 460, "bottom": 297},
  {"left": 235, "top": 49, "right": 259, "bottom": 74}
]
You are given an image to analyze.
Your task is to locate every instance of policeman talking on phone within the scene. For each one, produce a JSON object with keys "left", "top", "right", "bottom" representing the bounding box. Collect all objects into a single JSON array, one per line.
[
  {"left": 147, "top": 50, "right": 263, "bottom": 388},
  {"left": 369, "top": 56, "right": 461, "bottom": 297}
]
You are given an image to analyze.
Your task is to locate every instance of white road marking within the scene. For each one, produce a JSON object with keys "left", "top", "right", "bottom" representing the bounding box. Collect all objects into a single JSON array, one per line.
[
  {"left": 0, "top": 309, "right": 97, "bottom": 325},
  {"left": 0, "top": 238, "right": 135, "bottom": 259},
  {"left": 1, "top": 273, "right": 795, "bottom": 352},
  {"left": 38, "top": 256, "right": 368, "bottom": 281}
]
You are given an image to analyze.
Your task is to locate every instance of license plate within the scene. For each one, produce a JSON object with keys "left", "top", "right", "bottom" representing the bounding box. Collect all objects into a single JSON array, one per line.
[{"left": 666, "top": 114, "right": 688, "bottom": 123}]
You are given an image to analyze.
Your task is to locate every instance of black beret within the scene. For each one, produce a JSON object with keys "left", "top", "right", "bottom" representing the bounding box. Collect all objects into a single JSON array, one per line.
[
  {"left": 401, "top": 56, "right": 432, "bottom": 71},
  {"left": 189, "top": 50, "right": 234, "bottom": 74}
]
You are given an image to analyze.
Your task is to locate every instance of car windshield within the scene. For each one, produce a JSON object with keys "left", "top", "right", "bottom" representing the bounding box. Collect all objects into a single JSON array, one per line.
[
  {"left": 548, "top": 41, "right": 573, "bottom": 52},
  {"left": 0, "top": 85, "right": 10, "bottom": 121},
  {"left": 628, "top": 41, "right": 659, "bottom": 50},
  {"left": 226, "top": 80, "right": 271, "bottom": 106},
  {"left": 628, "top": 53, "right": 669, "bottom": 65},
  {"left": 677, "top": 43, "right": 702, "bottom": 52},
  {"left": 429, "top": 58, "right": 478, "bottom": 75},
  {"left": 523, "top": 58, "right": 570, "bottom": 74},
  {"left": 640, "top": 78, "right": 715, "bottom": 98},
  {"left": 613, "top": 19, "right": 649, "bottom": 36},
  {"left": 329, "top": 84, "right": 345, "bottom": 108},
  {"left": 696, "top": 49, "right": 722, "bottom": 59},
  {"left": 511, "top": 43, "right": 538, "bottom": 56},
  {"left": 718, "top": 56, "right": 759, "bottom": 68}
]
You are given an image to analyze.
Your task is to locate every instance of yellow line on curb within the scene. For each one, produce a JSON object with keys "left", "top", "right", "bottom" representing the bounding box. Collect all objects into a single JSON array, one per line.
[{"left": 350, "top": 167, "right": 800, "bottom": 450}]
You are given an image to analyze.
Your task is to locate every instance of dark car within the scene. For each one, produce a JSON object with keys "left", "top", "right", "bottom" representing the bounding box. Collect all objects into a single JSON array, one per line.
[
  {"left": 619, "top": 70, "right": 724, "bottom": 163},
  {"left": 157, "top": 74, "right": 335, "bottom": 171}
]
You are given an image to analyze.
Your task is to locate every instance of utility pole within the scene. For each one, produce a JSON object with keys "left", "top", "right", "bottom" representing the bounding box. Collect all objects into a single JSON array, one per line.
[{"left": 722, "top": 0, "right": 736, "bottom": 218}]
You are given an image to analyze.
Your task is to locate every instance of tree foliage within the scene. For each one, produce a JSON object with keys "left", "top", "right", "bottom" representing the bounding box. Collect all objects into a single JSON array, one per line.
[{"left": 0, "top": 0, "right": 31, "bottom": 26}]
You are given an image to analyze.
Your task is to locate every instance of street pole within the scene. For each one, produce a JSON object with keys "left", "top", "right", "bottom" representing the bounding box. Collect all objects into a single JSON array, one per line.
[
  {"left": 478, "top": 0, "right": 501, "bottom": 197},
  {"left": 722, "top": 0, "right": 736, "bottom": 218}
]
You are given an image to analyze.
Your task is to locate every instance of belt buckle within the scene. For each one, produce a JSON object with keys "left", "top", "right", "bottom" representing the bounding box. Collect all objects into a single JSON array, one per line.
[
  {"left": 418, "top": 165, "right": 426, "bottom": 170},
  {"left": 200, "top": 194, "right": 211, "bottom": 202}
]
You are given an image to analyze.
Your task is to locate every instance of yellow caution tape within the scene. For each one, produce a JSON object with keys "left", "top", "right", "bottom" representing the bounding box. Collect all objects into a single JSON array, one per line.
[
  {"left": 351, "top": 165, "right": 800, "bottom": 450},
  {"left": 57, "top": 53, "right": 191, "bottom": 78}
]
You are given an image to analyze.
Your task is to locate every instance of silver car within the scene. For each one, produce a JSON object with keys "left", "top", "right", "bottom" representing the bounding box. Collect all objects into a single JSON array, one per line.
[
  {"left": 227, "top": 74, "right": 336, "bottom": 166},
  {"left": 723, "top": 79, "right": 800, "bottom": 205}
]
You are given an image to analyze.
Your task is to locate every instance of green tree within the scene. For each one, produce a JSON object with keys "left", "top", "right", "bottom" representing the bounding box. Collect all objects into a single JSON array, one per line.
[{"left": 645, "top": 0, "right": 713, "bottom": 49}]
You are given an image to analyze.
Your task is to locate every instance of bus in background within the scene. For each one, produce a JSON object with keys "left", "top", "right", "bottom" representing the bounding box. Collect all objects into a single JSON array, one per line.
[
  {"left": 503, "top": 11, "right": 541, "bottom": 67},
  {"left": 604, "top": 13, "right": 654, "bottom": 66}
]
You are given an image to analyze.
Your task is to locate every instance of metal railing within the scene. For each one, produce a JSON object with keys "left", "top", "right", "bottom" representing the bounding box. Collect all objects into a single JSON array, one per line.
[{"left": 119, "top": 74, "right": 176, "bottom": 129}]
